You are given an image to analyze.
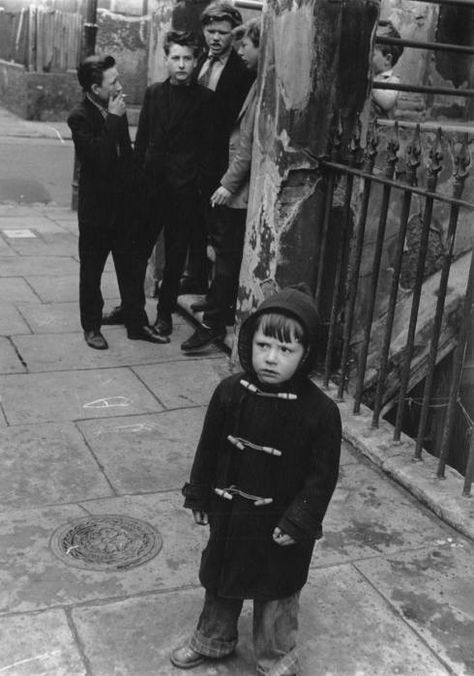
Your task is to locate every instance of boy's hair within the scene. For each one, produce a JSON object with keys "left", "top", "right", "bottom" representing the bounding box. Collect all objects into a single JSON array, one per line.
[
  {"left": 164, "top": 30, "right": 200, "bottom": 57},
  {"left": 233, "top": 17, "right": 261, "bottom": 48},
  {"left": 77, "top": 55, "right": 115, "bottom": 92},
  {"left": 376, "top": 20, "right": 403, "bottom": 67},
  {"left": 255, "top": 312, "right": 308, "bottom": 348},
  {"left": 201, "top": 1, "right": 243, "bottom": 28}
]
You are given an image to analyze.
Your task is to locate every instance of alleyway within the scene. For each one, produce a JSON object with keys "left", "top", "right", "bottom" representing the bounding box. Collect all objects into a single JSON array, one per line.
[{"left": 0, "top": 112, "right": 473, "bottom": 676}]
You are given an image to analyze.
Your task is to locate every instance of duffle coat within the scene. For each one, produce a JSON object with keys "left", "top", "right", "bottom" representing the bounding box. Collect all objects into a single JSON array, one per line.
[{"left": 183, "top": 372, "right": 341, "bottom": 601}]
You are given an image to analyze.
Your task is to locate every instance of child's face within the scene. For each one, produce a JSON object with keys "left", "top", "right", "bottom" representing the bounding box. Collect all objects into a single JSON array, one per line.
[
  {"left": 165, "top": 44, "right": 197, "bottom": 85},
  {"left": 252, "top": 328, "right": 305, "bottom": 386},
  {"left": 372, "top": 47, "right": 391, "bottom": 75}
]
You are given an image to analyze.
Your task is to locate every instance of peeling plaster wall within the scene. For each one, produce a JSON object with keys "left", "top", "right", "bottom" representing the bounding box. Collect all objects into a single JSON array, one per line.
[
  {"left": 96, "top": 9, "right": 149, "bottom": 105},
  {"left": 237, "top": 0, "right": 380, "bottom": 326},
  {"left": 147, "top": 0, "right": 174, "bottom": 85}
]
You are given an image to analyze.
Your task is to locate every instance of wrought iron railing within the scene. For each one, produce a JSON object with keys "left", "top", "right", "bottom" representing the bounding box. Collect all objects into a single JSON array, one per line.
[{"left": 316, "top": 119, "right": 473, "bottom": 495}]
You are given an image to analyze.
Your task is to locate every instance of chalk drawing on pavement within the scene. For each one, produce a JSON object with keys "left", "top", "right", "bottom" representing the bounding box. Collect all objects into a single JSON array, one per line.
[{"left": 83, "top": 396, "right": 131, "bottom": 409}]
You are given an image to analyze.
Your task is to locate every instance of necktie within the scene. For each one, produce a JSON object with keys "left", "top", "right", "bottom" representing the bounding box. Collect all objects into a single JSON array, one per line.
[{"left": 198, "top": 55, "right": 219, "bottom": 89}]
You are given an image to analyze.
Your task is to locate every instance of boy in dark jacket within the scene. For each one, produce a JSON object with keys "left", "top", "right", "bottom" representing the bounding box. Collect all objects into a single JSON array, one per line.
[{"left": 171, "top": 285, "right": 341, "bottom": 674}]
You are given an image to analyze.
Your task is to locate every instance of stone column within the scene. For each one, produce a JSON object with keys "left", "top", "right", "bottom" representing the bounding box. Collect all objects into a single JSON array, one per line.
[{"left": 236, "top": 0, "right": 380, "bottom": 326}]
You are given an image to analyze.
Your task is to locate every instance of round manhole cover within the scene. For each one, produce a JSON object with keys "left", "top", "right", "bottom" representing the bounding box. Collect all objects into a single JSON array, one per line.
[{"left": 50, "top": 515, "right": 162, "bottom": 571}]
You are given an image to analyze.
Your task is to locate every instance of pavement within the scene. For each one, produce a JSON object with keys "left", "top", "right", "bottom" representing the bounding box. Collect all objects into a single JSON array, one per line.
[{"left": 0, "top": 106, "right": 473, "bottom": 675}]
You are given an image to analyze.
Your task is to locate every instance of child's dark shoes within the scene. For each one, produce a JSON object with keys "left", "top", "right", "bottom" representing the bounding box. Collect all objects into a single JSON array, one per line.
[{"left": 170, "top": 644, "right": 205, "bottom": 669}]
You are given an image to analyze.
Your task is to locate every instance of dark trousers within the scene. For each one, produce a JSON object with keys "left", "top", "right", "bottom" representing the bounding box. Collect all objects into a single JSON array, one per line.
[
  {"left": 203, "top": 206, "right": 247, "bottom": 329},
  {"left": 78, "top": 223, "right": 135, "bottom": 332},
  {"left": 184, "top": 209, "right": 210, "bottom": 288},
  {"left": 190, "top": 590, "right": 301, "bottom": 675},
  {"left": 135, "top": 183, "right": 202, "bottom": 319}
]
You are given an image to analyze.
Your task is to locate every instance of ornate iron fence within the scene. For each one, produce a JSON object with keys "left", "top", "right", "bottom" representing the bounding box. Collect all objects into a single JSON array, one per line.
[{"left": 316, "top": 118, "right": 473, "bottom": 493}]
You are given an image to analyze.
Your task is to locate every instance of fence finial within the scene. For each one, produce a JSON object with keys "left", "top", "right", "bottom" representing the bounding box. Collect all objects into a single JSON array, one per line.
[
  {"left": 451, "top": 133, "right": 471, "bottom": 199},
  {"left": 384, "top": 120, "right": 399, "bottom": 179},
  {"left": 404, "top": 124, "right": 422, "bottom": 186},
  {"left": 426, "top": 127, "right": 444, "bottom": 191}
]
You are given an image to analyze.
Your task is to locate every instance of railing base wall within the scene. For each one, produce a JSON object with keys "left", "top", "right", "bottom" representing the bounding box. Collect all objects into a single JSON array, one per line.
[{"left": 316, "top": 376, "right": 474, "bottom": 542}]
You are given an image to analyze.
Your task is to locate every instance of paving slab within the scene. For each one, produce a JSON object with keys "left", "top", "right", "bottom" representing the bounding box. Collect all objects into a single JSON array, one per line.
[
  {"left": 298, "top": 564, "right": 450, "bottom": 675},
  {"left": 38, "top": 206, "right": 78, "bottom": 221},
  {"left": 71, "top": 587, "right": 255, "bottom": 676},
  {"left": 16, "top": 301, "right": 80, "bottom": 334},
  {"left": 70, "top": 563, "right": 450, "bottom": 676},
  {"left": 339, "top": 439, "right": 364, "bottom": 466},
  {"left": 0, "top": 255, "right": 78, "bottom": 277},
  {"left": 0, "top": 493, "right": 207, "bottom": 614},
  {"left": 0, "top": 422, "right": 114, "bottom": 510},
  {"left": 25, "top": 272, "right": 118, "bottom": 302},
  {"left": 0, "top": 277, "right": 40, "bottom": 303},
  {"left": 48, "top": 219, "right": 78, "bottom": 235},
  {"left": 77, "top": 409, "right": 206, "bottom": 494},
  {"left": 7, "top": 232, "right": 78, "bottom": 256},
  {"left": 355, "top": 542, "right": 474, "bottom": 676},
  {"left": 0, "top": 237, "right": 17, "bottom": 255},
  {"left": 15, "top": 303, "right": 184, "bottom": 336},
  {"left": 0, "top": 216, "right": 68, "bottom": 233},
  {"left": 0, "top": 608, "right": 86, "bottom": 675},
  {"left": 0, "top": 205, "right": 42, "bottom": 218},
  {"left": 0, "top": 336, "right": 27, "bottom": 374},
  {"left": 133, "top": 357, "right": 231, "bottom": 409},
  {"left": 314, "top": 459, "right": 453, "bottom": 568},
  {"left": 0, "top": 369, "right": 163, "bottom": 425},
  {"left": 12, "top": 324, "right": 225, "bottom": 373},
  {"left": 0, "top": 305, "right": 30, "bottom": 335}
]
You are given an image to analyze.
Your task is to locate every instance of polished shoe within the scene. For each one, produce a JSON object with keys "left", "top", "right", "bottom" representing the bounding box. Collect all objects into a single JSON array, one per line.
[
  {"left": 190, "top": 298, "right": 214, "bottom": 313},
  {"left": 170, "top": 645, "right": 205, "bottom": 669},
  {"left": 127, "top": 325, "right": 170, "bottom": 344},
  {"left": 181, "top": 326, "right": 225, "bottom": 352},
  {"left": 178, "top": 278, "right": 208, "bottom": 295},
  {"left": 101, "top": 305, "right": 123, "bottom": 325},
  {"left": 153, "top": 314, "right": 173, "bottom": 337},
  {"left": 84, "top": 329, "right": 108, "bottom": 350}
]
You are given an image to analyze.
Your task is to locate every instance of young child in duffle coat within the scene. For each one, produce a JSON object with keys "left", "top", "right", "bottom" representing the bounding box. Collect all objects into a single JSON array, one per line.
[{"left": 171, "top": 284, "right": 342, "bottom": 674}]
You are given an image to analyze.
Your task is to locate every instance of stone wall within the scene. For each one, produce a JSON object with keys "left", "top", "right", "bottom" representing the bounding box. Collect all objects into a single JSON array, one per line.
[
  {"left": 0, "top": 60, "right": 27, "bottom": 118},
  {"left": 0, "top": 0, "right": 149, "bottom": 117},
  {"left": 0, "top": 60, "right": 81, "bottom": 120}
]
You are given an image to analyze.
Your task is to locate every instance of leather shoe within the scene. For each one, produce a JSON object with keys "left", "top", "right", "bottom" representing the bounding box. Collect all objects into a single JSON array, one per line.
[
  {"left": 84, "top": 329, "right": 108, "bottom": 350},
  {"left": 181, "top": 326, "right": 225, "bottom": 352},
  {"left": 153, "top": 315, "right": 173, "bottom": 336},
  {"left": 170, "top": 645, "right": 205, "bottom": 669},
  {"left": 127, "top": 325, "right": 170, "bottom": 344},
  {"left": 190, "top": 298, "right": 214, "bottom": 313},
  {"left": 102, "top": 305, "right": 123, "bottom": 325}
]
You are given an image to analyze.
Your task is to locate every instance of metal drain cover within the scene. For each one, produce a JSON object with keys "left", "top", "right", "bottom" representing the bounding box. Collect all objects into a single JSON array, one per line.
[{"left": 50, "top": 514, "right": 162, "bottom": 571}]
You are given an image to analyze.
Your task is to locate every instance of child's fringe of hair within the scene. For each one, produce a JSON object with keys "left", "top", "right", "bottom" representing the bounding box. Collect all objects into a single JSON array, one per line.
[{"left": 255, "top": 312, "right": 307, "bottom": 347}]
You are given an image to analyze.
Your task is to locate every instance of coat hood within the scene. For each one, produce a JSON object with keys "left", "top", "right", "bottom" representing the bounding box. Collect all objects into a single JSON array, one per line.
[{"left": 238, "top": 284, "right": 321, "bottom": 379}]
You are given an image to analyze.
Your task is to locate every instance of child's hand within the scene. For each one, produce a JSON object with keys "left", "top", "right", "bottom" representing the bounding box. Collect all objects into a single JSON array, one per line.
[
  {"left": 193, "top": 510, "right": 209, "bottom": 526},
  {"left": 272, "top": 527, "right": 296, "bottom": 546}
]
